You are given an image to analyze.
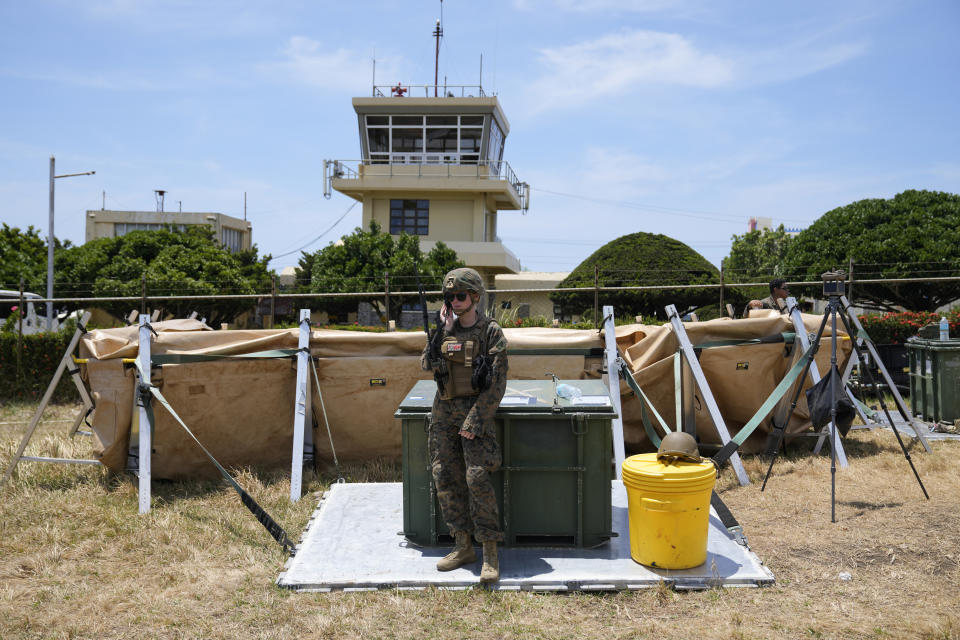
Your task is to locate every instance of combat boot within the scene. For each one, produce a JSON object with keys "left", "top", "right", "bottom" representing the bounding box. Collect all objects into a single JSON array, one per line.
[
  {"left": 480, "top": 541, "right": 499, "bottom": 583},
  {"left": 436, "top": 531, "right": 476, "bottom": 571}
]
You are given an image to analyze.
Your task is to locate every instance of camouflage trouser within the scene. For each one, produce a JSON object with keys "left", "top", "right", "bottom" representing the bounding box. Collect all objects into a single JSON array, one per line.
[{"left": 429, "top": 397, "right": 503, "bottom": 542}]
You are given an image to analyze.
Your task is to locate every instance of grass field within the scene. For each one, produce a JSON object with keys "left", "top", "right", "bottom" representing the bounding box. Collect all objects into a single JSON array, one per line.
[{"left": 1, "top": 400, "right": 958, "bottom": 639}]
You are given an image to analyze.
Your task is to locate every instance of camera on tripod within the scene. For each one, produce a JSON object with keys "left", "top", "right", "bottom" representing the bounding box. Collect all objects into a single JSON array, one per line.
[{"left": 821, "top": 270, "right": 846, "bottom": 298}]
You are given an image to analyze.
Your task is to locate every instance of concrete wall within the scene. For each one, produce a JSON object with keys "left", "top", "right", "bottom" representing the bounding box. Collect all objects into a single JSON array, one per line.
[{"left": 85, "top": 210, "right": 252, "bottom": 251}]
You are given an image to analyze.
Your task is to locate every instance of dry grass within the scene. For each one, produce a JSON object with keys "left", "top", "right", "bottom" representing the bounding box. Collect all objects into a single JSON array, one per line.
[{"left": 0, "top": 400, "right": 958, "bottom": 639}]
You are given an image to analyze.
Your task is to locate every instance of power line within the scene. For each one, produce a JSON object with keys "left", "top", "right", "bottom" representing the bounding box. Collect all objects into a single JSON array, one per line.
[{"left": 268, "top": 202, "right": 358, "bottom": 261}]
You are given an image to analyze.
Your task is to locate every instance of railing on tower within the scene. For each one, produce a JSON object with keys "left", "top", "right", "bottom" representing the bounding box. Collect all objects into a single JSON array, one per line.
[
  {"left": 372, "top": 84, "right": 487, "bottom": 98},
  {"left": 323, "top": 158, "right": 528, "bottom": 212}
]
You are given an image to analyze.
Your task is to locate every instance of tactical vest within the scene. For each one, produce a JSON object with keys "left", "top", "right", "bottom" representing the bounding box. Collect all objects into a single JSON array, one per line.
[{"left": 437, "top": 316, "right": 491, "bottom": 400}]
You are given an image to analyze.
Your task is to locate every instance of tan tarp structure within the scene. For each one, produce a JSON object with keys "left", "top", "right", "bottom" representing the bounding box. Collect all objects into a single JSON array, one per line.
[
  {"left": 79, "top": 312, "right": 849, "bottom": 478},
  {"left": 615, "top": 310, "right": 852, "bottom": 452}
]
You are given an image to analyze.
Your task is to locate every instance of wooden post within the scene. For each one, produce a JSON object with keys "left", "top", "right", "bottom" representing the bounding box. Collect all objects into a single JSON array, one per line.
[
  {"left": 719, "top": 262, "right": 725, "bottom": 317},
  {"left": 384, "top": 271, "right": 391, "bottom": 327},
  {"left": 593, "top": 264, "right": 600, "bottom": 329},
  {"left": 270, "top": 274, "right": 277, "bottom": 329},
  {"left": 847, "top": 258, "right": 854, "bottom": 303}
]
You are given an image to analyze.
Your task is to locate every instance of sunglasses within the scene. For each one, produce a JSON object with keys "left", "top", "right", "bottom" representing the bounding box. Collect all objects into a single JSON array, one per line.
[{"left": 445, "top": 292, "right": 470, "bottom": 303}]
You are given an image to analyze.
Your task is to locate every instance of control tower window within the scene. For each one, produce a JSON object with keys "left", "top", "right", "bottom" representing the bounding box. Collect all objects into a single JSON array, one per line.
[
  {"left": 390, "top": 199, "right": 429, "bottom": 235},
  {"left": 364, "top": 115, "right": 490, "bottom": 164},
  {"left": 487, "top": 120, "right": 504, "bottom": 171}
]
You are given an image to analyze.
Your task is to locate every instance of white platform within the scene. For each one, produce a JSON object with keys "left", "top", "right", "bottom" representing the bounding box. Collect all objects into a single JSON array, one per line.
[{"left": 277, "top": 482, "right": 774, "bottom": 592}]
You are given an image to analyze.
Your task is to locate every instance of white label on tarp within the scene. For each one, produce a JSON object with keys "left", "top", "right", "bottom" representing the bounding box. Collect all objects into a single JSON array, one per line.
[
  {"left": 408, "top": 396, "right": 425, "bottom": 401},
  {"left": 572, "top": 395, "right": 611, "bottom": 406},
  {"left": 501, "top": 396, "right": 537, "bottom": 406}
]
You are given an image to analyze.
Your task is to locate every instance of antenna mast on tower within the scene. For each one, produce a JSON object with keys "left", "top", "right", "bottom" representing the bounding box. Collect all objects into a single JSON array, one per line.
[{"left": 433, "top": 0, "right": 443, "bottom": 97}]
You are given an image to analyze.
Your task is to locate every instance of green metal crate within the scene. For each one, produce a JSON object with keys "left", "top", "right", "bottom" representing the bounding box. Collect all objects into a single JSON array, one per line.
[
  {"left": 907, "top": 337, "right": 960, "bottom": 424},
  {"left": 396, "top": 379, "right": 617, "bottom": 548}
]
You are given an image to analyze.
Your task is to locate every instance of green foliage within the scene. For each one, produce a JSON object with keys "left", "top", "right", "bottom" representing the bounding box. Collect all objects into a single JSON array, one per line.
[
  {"left": 724, "top": 225, "right": 793, "bottom": 302},
  {"left": 55, "top": 226, "right": 273, "bottom": 325},
  {"left": 550, "top": 232, "right": 720, "bottom": 318},
  {"left": 858, "top": 309, "right": 960, "bottom": 344},
  {"left": 0, "top": 223, "right": 50, "bottom": 289},
  {"left": 302, "top": 221, "right": 464, "bottom": 321},
  {"left": 0, "top": 328, "right": 77, "bottom": 402},
  {"left": 782, "top": 190, "right": 960, "bottom": 311}
]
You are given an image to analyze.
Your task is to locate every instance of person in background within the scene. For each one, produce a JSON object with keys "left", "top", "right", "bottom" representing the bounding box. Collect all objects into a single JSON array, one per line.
[
  {"left": 743, "top": 278, "right": 790, "bottom": 316},
  {"left": 421, "top": 268, "right": 508, "bottom": 583}
]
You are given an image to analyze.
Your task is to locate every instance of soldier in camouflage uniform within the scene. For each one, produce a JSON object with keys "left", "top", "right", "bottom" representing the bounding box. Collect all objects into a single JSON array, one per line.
[{"left": 421, "top": 267, "right": 508, "bottom": 583}]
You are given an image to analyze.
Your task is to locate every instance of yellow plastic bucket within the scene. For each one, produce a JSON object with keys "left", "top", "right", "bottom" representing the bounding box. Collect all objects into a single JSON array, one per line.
[{"left": 621, "top": 453, "right": 717, "bottom": 569}]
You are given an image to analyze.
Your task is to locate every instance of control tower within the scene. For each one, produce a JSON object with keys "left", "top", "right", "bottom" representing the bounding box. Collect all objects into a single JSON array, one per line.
[{"left": 325, "top": 84, "right": 529, "bottom": 283}]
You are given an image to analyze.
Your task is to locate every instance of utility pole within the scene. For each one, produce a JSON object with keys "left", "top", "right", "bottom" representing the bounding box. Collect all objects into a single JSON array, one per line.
[{"left": 48, "top": 156, "right": 95, "bottom": 330}]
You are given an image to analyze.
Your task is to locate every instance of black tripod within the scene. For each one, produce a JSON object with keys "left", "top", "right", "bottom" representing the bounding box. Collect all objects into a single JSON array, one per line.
[{"left": 760, "top": 274, "right": 929, "bottom": 522}]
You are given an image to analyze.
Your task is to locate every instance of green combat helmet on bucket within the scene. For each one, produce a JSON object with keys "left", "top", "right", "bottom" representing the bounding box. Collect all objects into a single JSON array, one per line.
[
  {"left": 656, "top": 431, "right": 702, "bottom": 464},
  {"left": 443, "top": 268, "right": 484, "bottom": 295}
]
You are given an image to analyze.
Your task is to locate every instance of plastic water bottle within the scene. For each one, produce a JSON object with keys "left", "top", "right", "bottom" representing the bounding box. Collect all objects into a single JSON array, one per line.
[
  {"left": 940, "top": 316, "right": 949, "bottom": 341},
  {"left": 556, "top": 383, "right": 583, "bottom": 400}
]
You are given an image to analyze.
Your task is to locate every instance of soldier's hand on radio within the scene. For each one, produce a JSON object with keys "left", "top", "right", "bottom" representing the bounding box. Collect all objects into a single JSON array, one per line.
[
  {"left": 439, "top": 302, "right": 455, "bottom": 332},
  {"left": 459, "top": 429, "right": 475, "bottom": 440}
]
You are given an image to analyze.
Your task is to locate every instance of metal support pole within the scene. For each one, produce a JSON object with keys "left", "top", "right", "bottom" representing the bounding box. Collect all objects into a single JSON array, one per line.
[
  {"left": 137, "top": 315, "right": 153, "bottom": 514},
  {"left": 839, "top": 295, "right": 932, "bottom": 452},
  {"left": 290, "top": 309, "right": 311, "bottom": 501},
  {"left": 17, "top": 278, "right": 24, "bottom": 382},
  {"left": 140, "top": 274, "right": 147, "bottom": 315},
  {"left": 666, "top": 304, "right": 750, "bottom": 485},
  {"left": 829, "top": 301, "right": 838, "bottom": 523},
  {"left": 47, "top": 156, "right": 55, "bottom": 330},
  {"left": 1, "top": 312, "right": 92, "bottom": 487},
  {"left": 602, "top": 306, "right": 625, "bottom": 480}
]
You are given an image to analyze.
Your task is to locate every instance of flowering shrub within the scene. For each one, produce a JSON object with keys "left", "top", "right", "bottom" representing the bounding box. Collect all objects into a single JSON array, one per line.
[{"left": 858, "top": 309, "right": 960, "bottom": 344}]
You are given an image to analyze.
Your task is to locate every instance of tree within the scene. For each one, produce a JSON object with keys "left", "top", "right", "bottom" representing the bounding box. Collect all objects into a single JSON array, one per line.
[
  {"left": 724, "top": 225, "right": 793, "bottom": 302},
  {"left": 0, "top": 223, "right": 71, "bottom": 291},
  {"left": 782, "top": 190, "right": 960, "bottom": 311},
  {"left": 550, "top": 232, "right": 720, "bottom": 320},
  {"left": 55, "top": 226, "right": 273, "bottom": 325},
  {"left": 304, "top": 221, "right": 464, "bottom": 322}
]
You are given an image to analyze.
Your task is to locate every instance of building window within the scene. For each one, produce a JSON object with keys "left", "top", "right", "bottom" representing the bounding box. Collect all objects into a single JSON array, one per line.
[
  {"left": 487, "top": 119, "right": 504, "bottom": 171},
  {"left": 365, "top": 115, "right": 489, "bottom": 165},
  {"left": 114, "top": 222, "right": 186, "bottom": 236},
  {"left": 390, "top": 199, "right": 429, "bottom": 235},
  {"left": 221, "top": 227, "right": 243, "bottom": 252}
]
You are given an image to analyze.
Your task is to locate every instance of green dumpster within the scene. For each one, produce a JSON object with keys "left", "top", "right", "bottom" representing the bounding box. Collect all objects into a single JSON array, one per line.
[
  {"left": 907, "top": 336, "right": 960, "bottom": 424},
  {"left": 396, "top": 379, "right": 617, "bottom": 548}
]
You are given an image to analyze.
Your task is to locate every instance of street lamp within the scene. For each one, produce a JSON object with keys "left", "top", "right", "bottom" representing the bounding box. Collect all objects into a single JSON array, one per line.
[{"left": 48, "top": 155, "right": 95, "bottom": 330}]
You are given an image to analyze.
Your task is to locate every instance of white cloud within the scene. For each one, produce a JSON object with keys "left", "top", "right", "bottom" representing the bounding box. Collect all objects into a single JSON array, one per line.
[
  {"left": 259, "top": 36, "right": 405, "bottom": 93},
  {"left": 744, "top": 40, "right": 868, "bottom": 86},
  {"left": 526, "top": 29, "right": 734, "bottom": 110}
]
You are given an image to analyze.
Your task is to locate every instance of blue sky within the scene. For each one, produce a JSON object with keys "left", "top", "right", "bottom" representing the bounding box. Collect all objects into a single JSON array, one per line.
[{"left": 1, "top": 0, "right": 958, "bottom": 276}]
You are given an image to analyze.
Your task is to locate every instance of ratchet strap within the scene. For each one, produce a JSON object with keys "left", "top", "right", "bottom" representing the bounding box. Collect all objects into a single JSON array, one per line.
[{"left": 133, "top": 359, "right": 296, "bottom": 554}]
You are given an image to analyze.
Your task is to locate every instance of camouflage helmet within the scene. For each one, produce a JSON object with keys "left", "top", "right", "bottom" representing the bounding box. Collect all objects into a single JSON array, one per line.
[
  {"left": 443, "top": 268, "right": 484, "bottom": 295},
  {"left": 656, "top": 431, "right": 702, "bottom": 464}
]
